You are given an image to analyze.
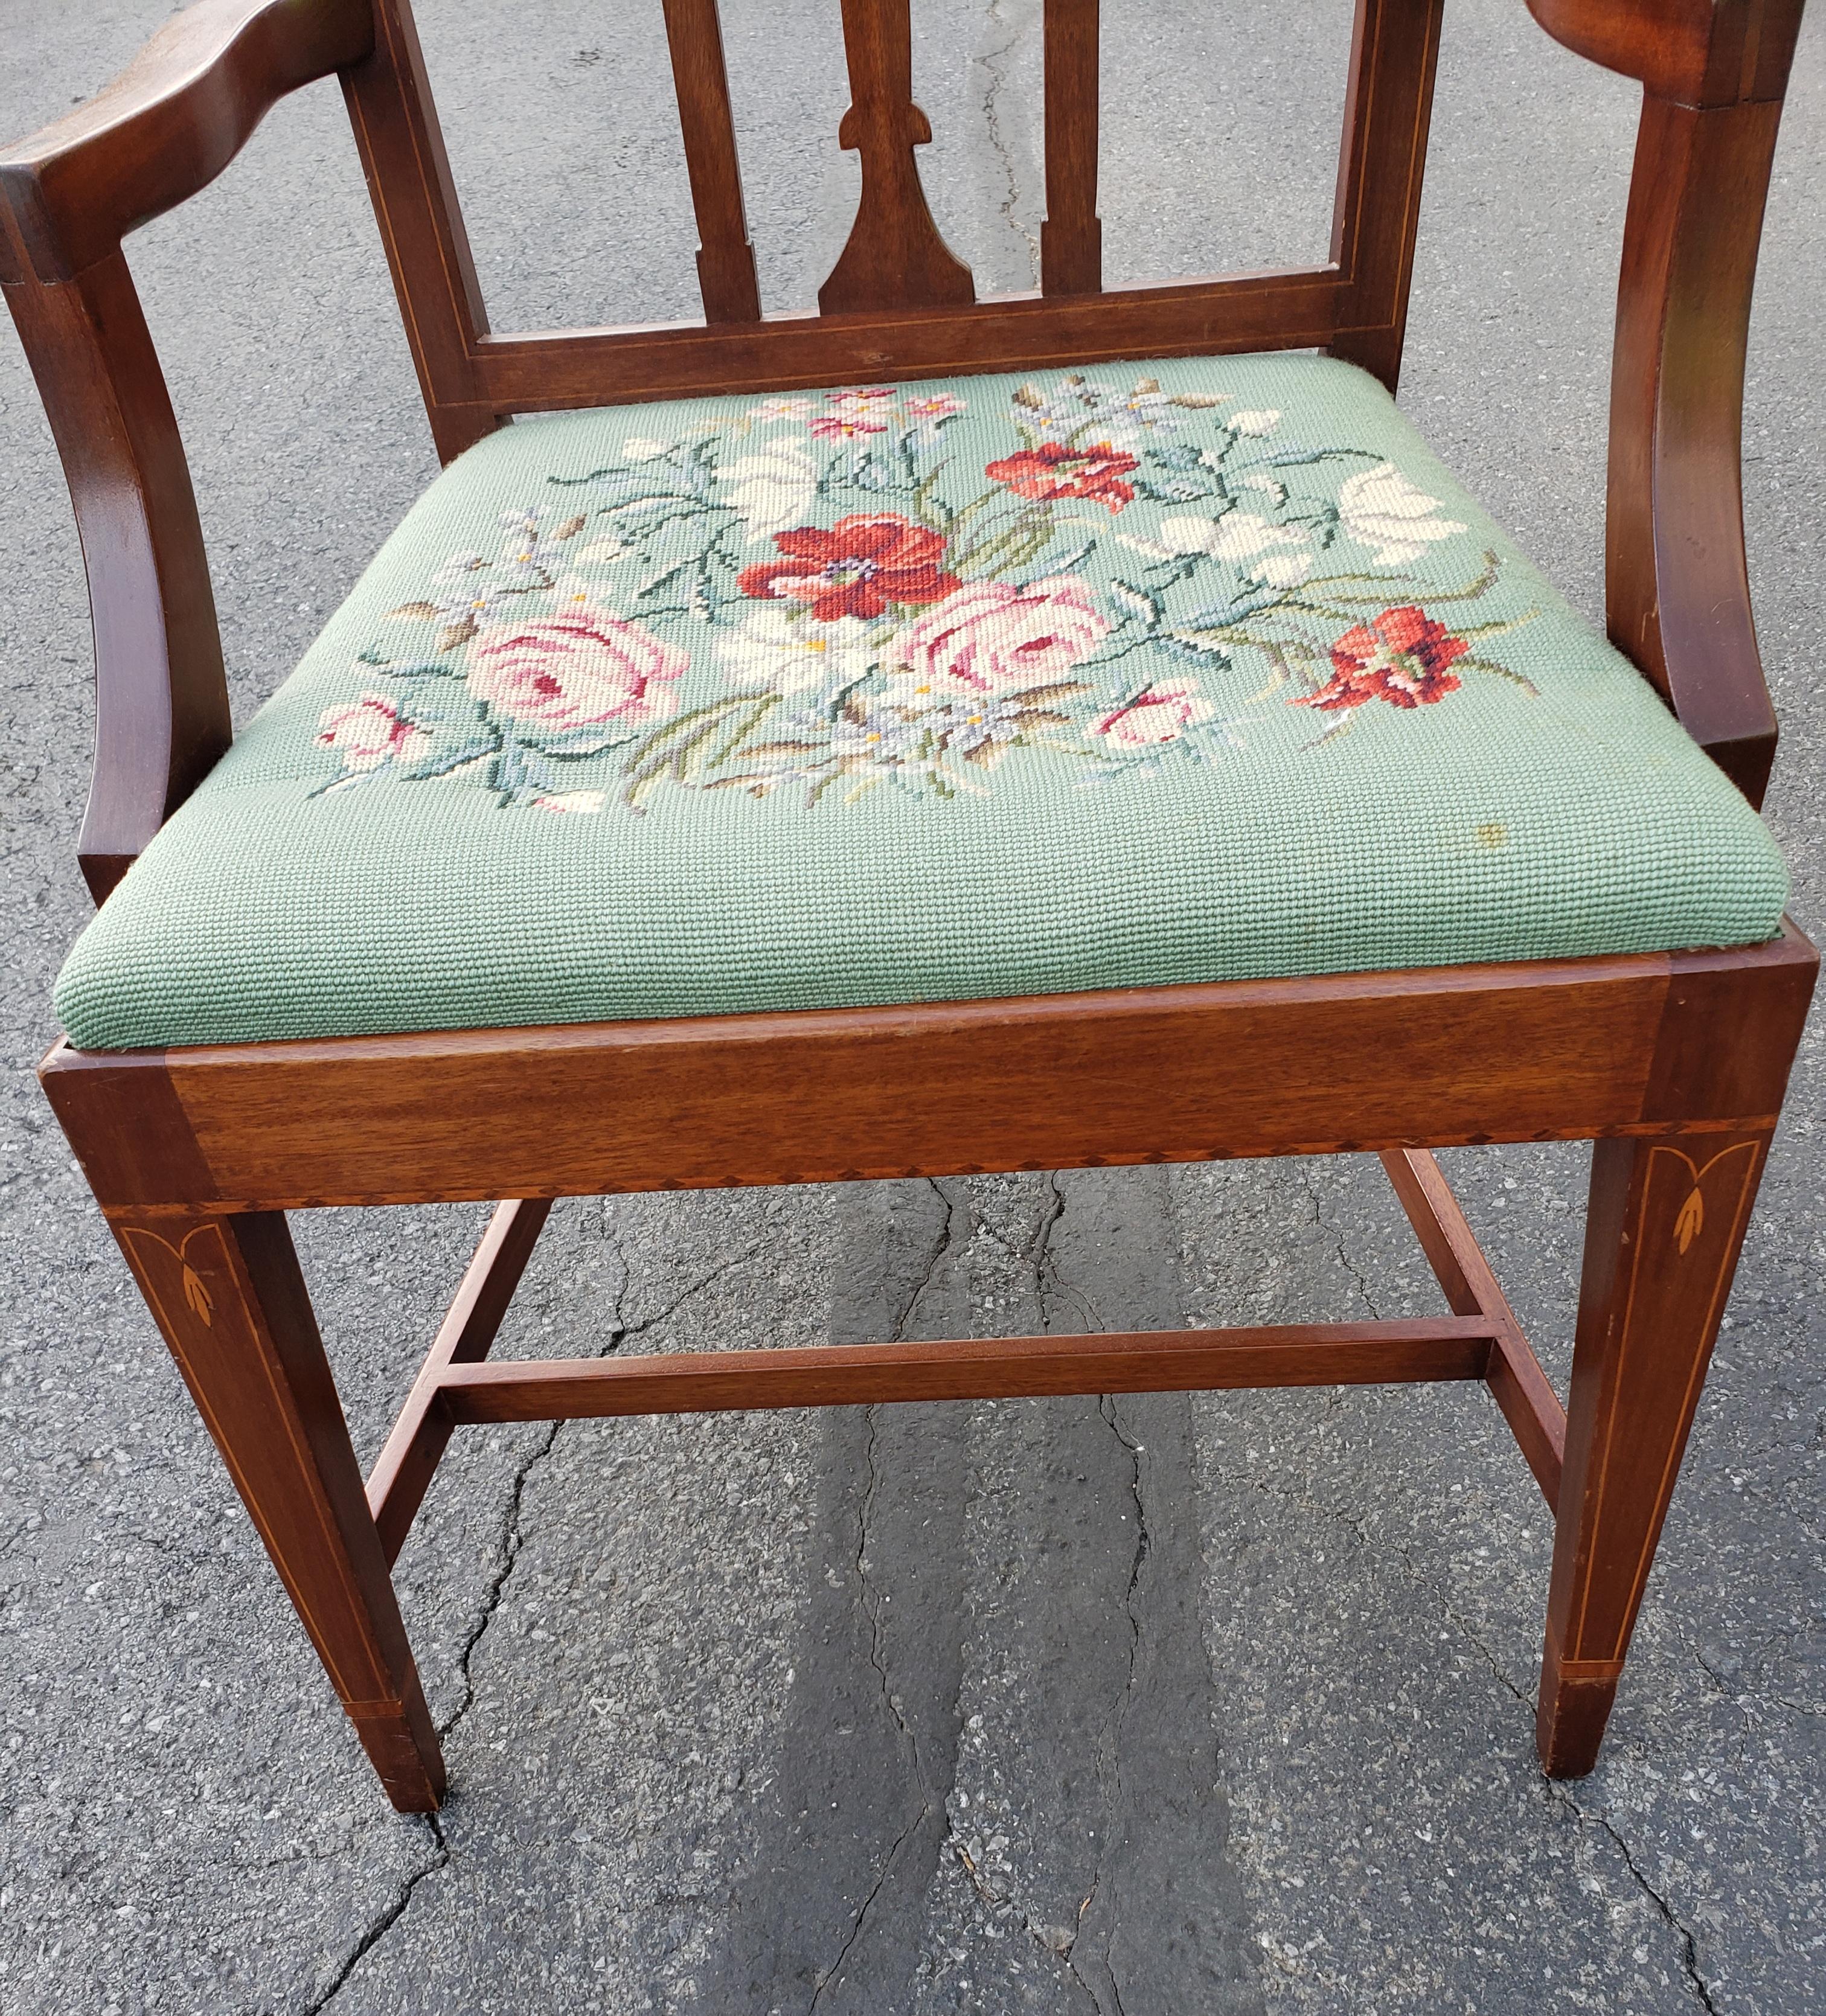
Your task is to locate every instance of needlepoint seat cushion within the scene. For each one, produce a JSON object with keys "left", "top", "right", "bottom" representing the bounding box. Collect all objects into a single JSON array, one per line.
[{"left": 53, "top": 353, "right": 1789, "bottom": 1052}]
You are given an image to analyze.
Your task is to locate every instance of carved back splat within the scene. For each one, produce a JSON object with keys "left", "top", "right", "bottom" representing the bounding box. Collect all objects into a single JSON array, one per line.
[
  {"left": 660, "top": 0, "right": 761, "bottom": 324},
  {"left": 817, "top": 0, "right": 975, "bottom": 314},
  {"left": 1040, "top": 0, "right": 1101, "bottom": 296}
]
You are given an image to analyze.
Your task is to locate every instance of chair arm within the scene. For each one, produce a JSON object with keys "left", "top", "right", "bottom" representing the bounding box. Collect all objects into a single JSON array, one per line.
[
  {"left": 0, "top": 1, "right": 374, "bottom": 903},
  {"left": 1526, "top": 0, "right": 1805, "bottom": 805},
  {"left": 0, "top": 0, "right": 373, "bottom": 285},
  {"left": 1526, "top": 0, "right": 1803, "bottom": 106}
]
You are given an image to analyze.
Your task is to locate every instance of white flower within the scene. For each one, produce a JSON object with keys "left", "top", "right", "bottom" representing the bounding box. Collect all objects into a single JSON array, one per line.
[
  {"left": 1251, "top": 552, "right": 1312, "bottom": 589},
  {"left": 533, "top": 790, "right": 607, "bottom": 814},
  {"left": 1157, "top": 516, "right": 1219, "bottom": 555},
  {"left": 1337, "top": 462, "right": 1467, "bottom": 566},
  {"left": 751, "top": 397, "right": 815, "bottom": 422},
  {"left": 1243, "top": 472, "right": 1288, "bottom": 505},
  {"left": 717, "top": 607, "right": 878, "bottom": 693},
  {"left": 577, "top": 534, "right": 630, "bottom": 563},
  {"left": 1159, "top": 511, "right": 1311, "bottom": 567},
  {"left": 622, "top": 437, "right": 672, "bottom": 463},
  {"left": 717, "top": 441, "right": 819, "bottom": 536},
  {"left": 1229, "top": 409, "right": 1281, "bottom": 435}
]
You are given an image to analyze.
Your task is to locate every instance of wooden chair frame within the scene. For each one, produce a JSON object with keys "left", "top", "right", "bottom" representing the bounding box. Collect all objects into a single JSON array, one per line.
[{"left": 1, "top": 0, "right": 1815, "bottom": 1814}]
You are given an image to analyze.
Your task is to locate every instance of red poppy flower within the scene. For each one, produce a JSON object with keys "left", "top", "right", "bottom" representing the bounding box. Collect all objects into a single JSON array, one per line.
[
  {"left": 737, "top": 512, "right": 960, "bottom": 622},
  {"left": 984, "top": 441, "right": 1140, "bottom": 512},
  {"left": 1292, "top": 605, "right": 1469, "bottom": 712}
]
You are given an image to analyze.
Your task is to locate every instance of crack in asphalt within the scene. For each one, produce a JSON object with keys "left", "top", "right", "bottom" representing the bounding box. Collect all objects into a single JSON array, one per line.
[
  {"left": 808, "top": 1180, "right": 961, "bottom": 2010},
  {"left": 1075, "top": 1390, "right": 1151, "bottom": 2016},
  {"left": 310, "top": 1229, "right": 754, "bottom": 2009},
  {"left": 304, "top": 1815, "right": 447, "bottom": 2014},
  {"left": 978, "top": 0, "right": 1040, "bottom": 280},
  {"left": 945, "top": 1832, "right": 1103, "bottom": 2013},
  {"left": 1034, "top": 1172, "right": 1099, "bottom": 1333},
  {"left": 899, "top": 1178, "right": 961, "bottom": 1341},
  {"left": 438, "top": 1241, "right": 757, "bottom": 1749},
  {"left": 1411, "top": 1559, "right": 1724, "bottom": 2016},
  {"left": 809, "top": 1407, "right": 929, "bottom": 2014},
  {"left": 1690, "top": 1636, "right": 1826, "bottom": 1721},
  {"left": 1300, "top": 1165, "right": 1382, "bottom": 1321},
  {"left": 1574, "top": 1803, "right": 1723, "bottom": 2016}
]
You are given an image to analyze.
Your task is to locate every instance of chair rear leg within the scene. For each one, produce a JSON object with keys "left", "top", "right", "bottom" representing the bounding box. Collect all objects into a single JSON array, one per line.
[
  {"left": 1538, "top": 1128, "right": 1772, "bottom": 1776},
  {"left": 110, "top": 1208, "right": 445, "bottom": 1811}
]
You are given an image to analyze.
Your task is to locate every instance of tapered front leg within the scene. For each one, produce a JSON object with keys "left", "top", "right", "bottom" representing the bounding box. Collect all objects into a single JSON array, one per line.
[
  {"left": 110, "top": 1209, "right": 444, "bottom": 1811},
  {"left": 1537, "top": 1128, "right": 1771, "bottom": 1776}
]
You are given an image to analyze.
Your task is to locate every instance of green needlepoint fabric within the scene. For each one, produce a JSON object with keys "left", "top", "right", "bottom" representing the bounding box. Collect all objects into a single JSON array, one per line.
[{"left": 53, "top": 353, "right": 1789, "bottom": 1051}]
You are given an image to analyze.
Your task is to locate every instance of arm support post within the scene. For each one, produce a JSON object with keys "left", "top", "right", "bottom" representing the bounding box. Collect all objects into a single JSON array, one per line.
[{"left": 1527, "top": 0, "right": 1805, "bottom": 805}]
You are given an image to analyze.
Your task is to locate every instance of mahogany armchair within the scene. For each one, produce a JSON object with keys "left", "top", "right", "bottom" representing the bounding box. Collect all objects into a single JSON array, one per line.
[{"left": 1, "top": 0, "right": 1815, "bottom": 1814}]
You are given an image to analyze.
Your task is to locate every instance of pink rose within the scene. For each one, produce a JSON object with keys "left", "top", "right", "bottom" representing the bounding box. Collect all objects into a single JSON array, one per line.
[
  {"left": 317, "top": 693, "right": 430, "bottom": 771},
  {"left": 1092, "top": 681, "right": 1215, "bottom": 747},
  {"left": 467, "top": 606, "right": 684, "bottom": 732},
  {"left": 895, "top": 577, "right": 1110, "bottom": 696}
]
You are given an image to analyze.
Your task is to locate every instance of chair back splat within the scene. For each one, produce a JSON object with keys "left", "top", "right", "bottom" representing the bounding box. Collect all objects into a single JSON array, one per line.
[{"left": 344, "top": 0, "right": 1447, "bottom": 456}]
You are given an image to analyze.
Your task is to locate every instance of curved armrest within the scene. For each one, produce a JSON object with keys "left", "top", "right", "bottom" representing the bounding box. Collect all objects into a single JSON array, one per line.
[
  {"left": 1527, "top": 0, "right": 1802, "bottom": 106},
  {"left": 0, "top": 0, "right": 374, "bottom": 903},
  {"left": 0, "top": 0, "right": 373, "bottom": 285},
  {"left": 1528, "top": 0, "right": 1805, "bottom": 805}
]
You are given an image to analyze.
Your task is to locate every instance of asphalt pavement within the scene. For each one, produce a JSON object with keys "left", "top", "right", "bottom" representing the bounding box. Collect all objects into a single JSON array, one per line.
[{"left": 1, "top": 3, "right": 1822, "bottom": 2012}]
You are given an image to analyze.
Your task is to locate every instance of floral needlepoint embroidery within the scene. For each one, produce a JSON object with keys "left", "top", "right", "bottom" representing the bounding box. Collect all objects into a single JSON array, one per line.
[
  {"left": 315, "top": 370, "right": 1537, "bottom": 811},
  {"left": 1293, "top": 607, "right": 1470, "bottom": 712},
  {"left": 1092, "top": 682, "right": 1216, "bottom": 747},
  {"left": 717, "top": 442, "right": 819, "bottom": 535},
  {"left": 894, "top": 578, "right": 1110, "bottom": 696},
  {"left": 1337, "top": 463, "right": 1468, "bottom": 566},
  {"left": 468, "top": 606, "right": 685, "bottom": 732},
  {"left": 985, "top": 441, "right": 1140, "bottom": 511},
  {"left": 808, "top": 387, "right": 900, "bottom": 440},
  {"left": 318, "top": 694, "right": 431, "bottom": 771},
  {"left": 737, "top": 513, "right": 961, "bottom": 621}
]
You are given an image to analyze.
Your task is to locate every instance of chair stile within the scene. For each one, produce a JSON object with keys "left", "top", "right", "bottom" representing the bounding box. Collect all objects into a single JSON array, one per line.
[{"left": 1, "top": 0, "right": 1816, "bottom": 1814}]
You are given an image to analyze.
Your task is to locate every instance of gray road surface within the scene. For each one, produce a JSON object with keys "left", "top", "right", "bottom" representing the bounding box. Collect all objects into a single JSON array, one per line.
[{"left": 1, "top": 3, "right": 1822, "bottom": 2012}]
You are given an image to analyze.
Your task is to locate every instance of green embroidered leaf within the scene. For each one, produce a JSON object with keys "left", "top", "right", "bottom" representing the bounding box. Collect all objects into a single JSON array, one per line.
[
  {"left": 1459, "top": 654, "right": 1542, "bottom": 697},
  {"left": 636, "top": 556, "right": 697, "bottom": 603},
  {"left": 374, "top": 658, "right": 469, "bottom": 681},
  {"left": 1110, "top": 580, "right": 1162, "bottom": 626},
  {"left": 1138, "top": 478, "right": 1218, "bottom": 506},
  {"left": 1160, "top": 632, "right": 1232, "bottom": 668},
  {"left": 533, "top": 731, "right": 632, "bottom": 759},
  {"left": 396, "top": 734, "right": 500, "bottom": 782},
  {"left": 1296, "top": 550, "right": 1504, "bottom": 615},
  {"left": 1004, "top": 681, "right": 1088, "bottom": 707},
  {"left": 914, "top": 466, "right": 953, "bottom": 531},
  {"left": 702, "top": 773, "right": 780, "bottom": 796},
  {"left": 1454, "top": 606, "right": 1542, "bottom": 642}
]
